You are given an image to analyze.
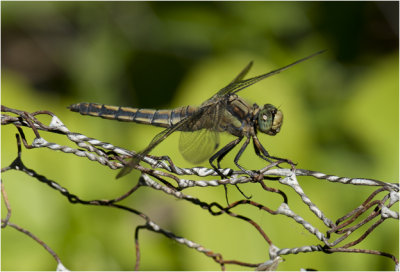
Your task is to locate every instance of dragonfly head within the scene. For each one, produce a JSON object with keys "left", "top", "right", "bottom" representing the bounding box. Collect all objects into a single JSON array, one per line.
[{"left": 257, "top": 104, "right": 283, "bottom": 136}]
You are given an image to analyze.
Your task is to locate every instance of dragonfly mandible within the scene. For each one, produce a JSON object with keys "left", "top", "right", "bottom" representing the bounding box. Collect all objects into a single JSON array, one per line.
[{"left": 69, "top": 50, "right": 325, "bottom": 178}]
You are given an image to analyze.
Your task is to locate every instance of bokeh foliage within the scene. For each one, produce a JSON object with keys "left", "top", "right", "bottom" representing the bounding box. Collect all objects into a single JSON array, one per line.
[{"left": 2, "top": 2, "right": 398, "bottom": 270}]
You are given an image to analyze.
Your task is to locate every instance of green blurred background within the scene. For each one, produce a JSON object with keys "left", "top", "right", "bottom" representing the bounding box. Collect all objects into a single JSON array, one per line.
[{"left": 1, "top": 2, "right": 398, "bottom": 271}]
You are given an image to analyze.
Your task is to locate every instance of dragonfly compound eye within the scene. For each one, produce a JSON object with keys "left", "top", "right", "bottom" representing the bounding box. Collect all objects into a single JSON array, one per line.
[{"left": 258, "top": 104, "right": 283, "bottom": 136}]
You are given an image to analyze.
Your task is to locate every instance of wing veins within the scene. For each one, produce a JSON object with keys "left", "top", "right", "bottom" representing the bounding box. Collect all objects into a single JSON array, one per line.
[
  {"left": 117, "top": 100, "right": 222, "bottom": 178},
  {"left": 218, "top": 50, "right": 326, "bottom": 96},
  {"left": 117, "top": 50, "right": 325, "bottom": 177}
]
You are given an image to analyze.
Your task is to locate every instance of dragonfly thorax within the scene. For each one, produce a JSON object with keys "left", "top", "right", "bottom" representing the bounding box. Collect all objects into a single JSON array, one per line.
[{"left": 257, "top": 104, "right": 283, "bottom": 136}]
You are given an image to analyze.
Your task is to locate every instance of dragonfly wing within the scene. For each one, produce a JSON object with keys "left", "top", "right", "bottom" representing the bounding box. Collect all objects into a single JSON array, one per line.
[
  {"left": 116, "top": 131, "right": 170, "bottom": 178},
  {"left": 215, "top": 61, "right": 253, "bottom": 97},
  {"left": 116, "top": 156, "right": 140, "bottom": 178},
  {"left": 230, "top": 61, "right": 254, "bottom": 84},
  {"left": 116, "top": 115, "right": 191, "bottom": 178},
  {"left": 179, "top": 129, "right": 220, "bottom": 164},
  {"left": 179, "top": 97, "right": 226, "bottom": 164},
  {"left": 216, "top": 50, "right": 326, "bottom": 97},
  {"left": 231, "top": 50, "right": 326, "bottom": 95},
  {"left": 116, "top": 121, "right": 185, "bottom": 178},
  {"left": 116, "top": 101, "right": 221, "bottom": 178}
]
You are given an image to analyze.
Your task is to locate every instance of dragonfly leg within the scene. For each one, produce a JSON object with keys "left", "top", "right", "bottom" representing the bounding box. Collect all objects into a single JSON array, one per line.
[
  {"left": 209, "top": 137, "right": 243, "bottom": 204},
  {"left": 209, "top": 136, "right": 243, "bottom": 177},
  {"left": 233, "top": 137, "right": 255, "bottom": 176},
  {"left": 252, "top": 135, "right": 295, "bottom": 168},
  {"left": 232, "top": 137, "right": 254, "bottom": 199}
]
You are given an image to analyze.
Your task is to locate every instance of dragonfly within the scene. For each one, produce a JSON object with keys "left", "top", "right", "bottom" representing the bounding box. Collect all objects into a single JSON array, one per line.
[{"left": 69, "top": 50, "right": 324, "bottom": 179}]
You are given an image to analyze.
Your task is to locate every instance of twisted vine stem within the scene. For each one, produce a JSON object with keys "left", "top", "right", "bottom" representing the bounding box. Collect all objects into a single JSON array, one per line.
[{"left": 2, "top": 105, "right": 398, "bottom": 271}]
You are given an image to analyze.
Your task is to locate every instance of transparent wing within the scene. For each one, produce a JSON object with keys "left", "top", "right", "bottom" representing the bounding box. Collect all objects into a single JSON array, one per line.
[
  {"left": 116, "top": 125, "right": 179, "bottom": 178},
  {"left": 212, "top": 61, "right": 253, "bottom": 98},
  {"left": 216, "top": 50, "right": 326, "bottom": 97},
  {"left": 179, "top": 95, "right": 227, "bottom": 164},
  {"left": 117, "top": 51, "right": 325, "bottom": 178},
  {"left": 117, "top": 100, "right": 222, "bottom": 178},
  {"left": 179, "top": 129, "right": 220, "bottom": 164},
  {"left": 230, "top": 61, "right": 253, "bottom": 84}
]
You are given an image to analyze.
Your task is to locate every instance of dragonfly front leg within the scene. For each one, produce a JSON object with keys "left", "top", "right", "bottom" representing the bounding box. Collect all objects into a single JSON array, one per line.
[{"left": 252, "top": 135, "right": 295, "bottom": 167}]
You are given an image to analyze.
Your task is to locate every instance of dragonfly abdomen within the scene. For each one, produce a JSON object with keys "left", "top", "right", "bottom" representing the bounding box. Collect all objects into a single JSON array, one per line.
[{"left": 68, "top": 102, "right": 197, "bottom": 128}]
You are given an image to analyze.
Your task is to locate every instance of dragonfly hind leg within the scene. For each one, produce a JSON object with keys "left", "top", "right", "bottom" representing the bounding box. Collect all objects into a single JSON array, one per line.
[
  {"left": 209, "top": 136, "right": 243, "bottom": 177},
  {"left": 209, "top": 136, "right": 252, "bottom": 202},
  {"left": 233, "top": 136, "right": 256, "bottom": 177}
]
